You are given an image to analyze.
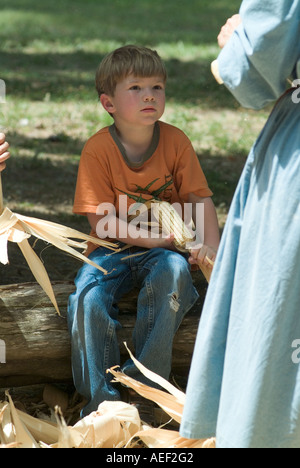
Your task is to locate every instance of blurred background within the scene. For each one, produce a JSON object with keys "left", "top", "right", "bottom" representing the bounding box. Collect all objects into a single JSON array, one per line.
[{"left": 0, "top": 0, "right": 270, "bottom": 284}]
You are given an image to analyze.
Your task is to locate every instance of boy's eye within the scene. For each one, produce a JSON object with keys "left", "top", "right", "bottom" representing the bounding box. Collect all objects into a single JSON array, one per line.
[
  {"left": 153, "top": 85, "right": 163, "bottom": 90},
  {"left": 129, "top": 85, "right": 140, "bottom": 90}
]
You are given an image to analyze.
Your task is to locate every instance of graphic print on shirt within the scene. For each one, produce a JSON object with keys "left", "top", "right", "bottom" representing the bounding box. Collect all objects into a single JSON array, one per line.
[{"left": 116, "top": 175, "right": 174, "bottom": 204}]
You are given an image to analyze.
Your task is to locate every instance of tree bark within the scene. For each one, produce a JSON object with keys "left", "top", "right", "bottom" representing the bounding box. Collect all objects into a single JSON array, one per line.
[{"left": 0, "top": 276, "right": 206, "bottom": 387}]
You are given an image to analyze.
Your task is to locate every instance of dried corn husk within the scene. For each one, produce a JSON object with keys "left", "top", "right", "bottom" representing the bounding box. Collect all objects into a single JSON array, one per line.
[
  {"left": 16, "top": 410, "right": 60, "bottom": 446},
  {"left": 0, "top": 393, "right": 142, "bottom": 448},
  {"left": 0, "top": 203, "right": 119, "bottom": 314},
  {"left": 55, "top": 401, "right": 141, "bottom": 448},
  {"left": 0, "top": 391, "right": 62, "bottom": 448},
  {"left": 0, "top": 402, "right": 15, "bottom": 446},
  {"left": 109, "top": 345, "right": 216, "bottom": 448},
  {"left": 126, "top": 199, "right": 214, "bottom": 282},
  {"left": 198, "top": 257, "right": 214, "bottom": 283},
  {"left": 131, "top": 428, "right": 216, "bottom": 449},
  {"left": 151, "top": 199, "right": 196, "bottom": 252},
  {"left": 108, "top": 343, "right": 185, "bottom": 424},
  {"left": 151, "top": 200, "right": 215, "bottom": 281},
  {"left": 0, "top": 348, "right": 216, "bottom": 448},
  {"left": 2, "top": 392, "right": 39, "bottom": 448}
]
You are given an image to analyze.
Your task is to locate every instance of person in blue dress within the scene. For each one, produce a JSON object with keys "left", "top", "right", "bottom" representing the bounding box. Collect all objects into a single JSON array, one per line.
[{"left": 180, "top": 0, "right": 300, "bottom": 448}]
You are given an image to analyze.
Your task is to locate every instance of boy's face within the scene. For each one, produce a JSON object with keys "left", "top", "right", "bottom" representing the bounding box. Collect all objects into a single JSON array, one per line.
[{"left": 101, "top": 74, "right": 166, "bottom": 128}]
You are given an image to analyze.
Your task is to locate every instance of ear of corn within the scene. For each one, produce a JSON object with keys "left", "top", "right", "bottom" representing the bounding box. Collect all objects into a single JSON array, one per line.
[
  {"left": 151, "top": 200, "right": 195, "bottom": 252},
  {"left": 149, "top": 200, "right": 214, "bottom": 282},
  {"left": 125, "top": 199, "right": 214, "bottom": 282}
]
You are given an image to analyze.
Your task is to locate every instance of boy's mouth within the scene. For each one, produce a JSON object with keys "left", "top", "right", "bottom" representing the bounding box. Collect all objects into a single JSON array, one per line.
[{"left": 141, "top": 106, "right": 156, "bottom": 112}]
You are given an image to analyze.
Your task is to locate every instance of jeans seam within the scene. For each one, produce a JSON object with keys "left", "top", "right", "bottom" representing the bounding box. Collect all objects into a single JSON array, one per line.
[
  {"left": 102, "top": 269, "right": 132, "bottom": 373},
  {"left": 144, "top": 273, "right": 154, "bottom": 341}
]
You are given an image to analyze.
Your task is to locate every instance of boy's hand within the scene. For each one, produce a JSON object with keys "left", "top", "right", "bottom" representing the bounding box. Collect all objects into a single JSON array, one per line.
[
  {"left": 147, "top": 233, "right": 177, "bottom": 251},
  {"left": 188, "top": 244, "right": 217, "bottom": 268},
  {"left": 0, "top": 133, "right": 10, "bottom": 172}
]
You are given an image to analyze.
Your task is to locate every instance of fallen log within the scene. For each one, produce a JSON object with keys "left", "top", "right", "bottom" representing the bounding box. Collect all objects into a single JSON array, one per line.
[{"left": 0, "top": 275, "right": 207, "bottom": 387}]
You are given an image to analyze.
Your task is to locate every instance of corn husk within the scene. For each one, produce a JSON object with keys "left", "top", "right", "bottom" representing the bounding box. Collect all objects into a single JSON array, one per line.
[
  {"left": 198, "top": 256, "right": 214, "bottom": 282},
  {"left": 0, "top": 198, "right": 119, "bottom": 314},
  {"left": 109, "top": 343, "right": 185, "bottom": 424},
  {"left": 109, "top": 344, "right": 216, "bottom": 448},
  {"left": 55, "top": 401, "right": 141, "bottom": 448},
  {"left": 150, "top": 199, "right": 195, "bottom": 252},
  {"left": 131, "top": 428, "right": 215, "bottom": 449},
  {"left": 1, "top": 392, "right": 39, "bottom": 448},
  {"left": 151, "top": 200, "right": 215, "bottom": 282},
  {"left": 126, "top": 199, "right": 214, "bottom": 282},
  {"left": 0, "top": 347, "right": 216, "bottom": 448},
  {"left": 0, "top": 402, "right": 15, "bottom": 446},
  {"left": 0, "top": 393, "right": 142, "bottom": 448}
]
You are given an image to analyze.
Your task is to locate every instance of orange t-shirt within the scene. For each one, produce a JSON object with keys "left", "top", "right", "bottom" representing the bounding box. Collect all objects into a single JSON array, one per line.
[{"left": 73, "top": 120, "right": 213, "bottom": 252}]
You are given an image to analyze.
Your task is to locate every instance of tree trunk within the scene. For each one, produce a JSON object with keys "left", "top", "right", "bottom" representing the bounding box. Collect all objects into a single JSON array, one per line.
[{"left": 0, "top": 275, "right": 207, "bottom": 387}]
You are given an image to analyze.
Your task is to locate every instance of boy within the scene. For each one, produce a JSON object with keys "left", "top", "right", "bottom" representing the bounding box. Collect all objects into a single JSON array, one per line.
[{"left": 68, "top": 45, "right": 220, "bottom": 417}]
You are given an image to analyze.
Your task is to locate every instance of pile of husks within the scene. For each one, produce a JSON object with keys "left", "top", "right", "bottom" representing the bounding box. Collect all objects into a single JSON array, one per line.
[{"left": 0, "top": 346, "right": 215, "bottom": 449}]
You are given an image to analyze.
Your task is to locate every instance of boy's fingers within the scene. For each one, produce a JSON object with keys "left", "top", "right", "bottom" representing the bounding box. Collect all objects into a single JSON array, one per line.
[
  {"left": 166, "top": 232, "right": 175, "bottom": 242},
  {"left": 188, "top": 256, "right": 197, "bottom": 264},
  {"left": 198, "top": 247, "right": 207, "bottom": 263}
]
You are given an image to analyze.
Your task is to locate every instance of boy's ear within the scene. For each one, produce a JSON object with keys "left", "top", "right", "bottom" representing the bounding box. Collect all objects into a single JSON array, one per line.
[{"left": 100, "top": 94, "right": 115, "bottom": 114}]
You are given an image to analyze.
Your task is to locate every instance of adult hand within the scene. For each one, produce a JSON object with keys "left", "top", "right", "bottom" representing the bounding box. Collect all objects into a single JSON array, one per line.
[
  {"left": 0, "top": 133, "right": 10, "bottom": 172},
  {"left": 218, "top": 14, "right": 242, "bottom": 49}
]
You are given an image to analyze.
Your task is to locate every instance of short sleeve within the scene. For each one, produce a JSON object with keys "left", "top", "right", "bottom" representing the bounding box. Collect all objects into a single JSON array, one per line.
[
  {"left": 174, "top": 141, "right": 213, "bottom": 202},
  {"left": 73, "top": 146, "right": 115, "bottom": 215}
]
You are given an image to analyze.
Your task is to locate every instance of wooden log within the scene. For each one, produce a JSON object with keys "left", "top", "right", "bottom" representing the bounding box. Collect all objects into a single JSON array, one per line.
[{"left": 0, "top": 275, "right": 207, "bottom": 387}]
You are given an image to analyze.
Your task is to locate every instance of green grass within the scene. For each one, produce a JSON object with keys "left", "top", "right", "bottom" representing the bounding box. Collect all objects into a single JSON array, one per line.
[{"left": 0, "top": 0, "right": 270, "bottom": 283}]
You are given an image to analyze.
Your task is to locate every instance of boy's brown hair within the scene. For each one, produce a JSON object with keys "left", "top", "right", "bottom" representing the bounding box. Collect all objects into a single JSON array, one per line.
[{"left": 95, "top": 45, "right": 167, "bottom": 97}]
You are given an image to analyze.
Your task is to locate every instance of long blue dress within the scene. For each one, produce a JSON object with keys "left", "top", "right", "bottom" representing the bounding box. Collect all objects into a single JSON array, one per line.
[{"left": 180, "top": 0, "right": 300, "bottom": 448}]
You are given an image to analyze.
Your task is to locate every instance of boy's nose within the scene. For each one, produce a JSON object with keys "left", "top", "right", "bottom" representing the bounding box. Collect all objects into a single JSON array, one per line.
[{"left": 143, "top": 90, "right": 155, "bottom": 101}]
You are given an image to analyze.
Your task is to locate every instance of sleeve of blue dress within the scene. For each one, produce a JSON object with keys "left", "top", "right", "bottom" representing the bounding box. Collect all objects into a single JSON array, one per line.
[{"left": 217, "top": 0, "right": 300, "bottom": 109}]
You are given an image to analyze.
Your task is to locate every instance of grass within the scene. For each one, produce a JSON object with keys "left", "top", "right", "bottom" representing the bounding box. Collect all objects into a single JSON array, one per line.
[{"left": 0, "top": 0, "right": 270, "bottom": 284}]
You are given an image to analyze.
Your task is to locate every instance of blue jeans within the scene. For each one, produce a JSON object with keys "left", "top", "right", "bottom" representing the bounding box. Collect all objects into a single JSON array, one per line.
[{"left": 67, "top": 245, "right": 199, "bottom": 417}]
